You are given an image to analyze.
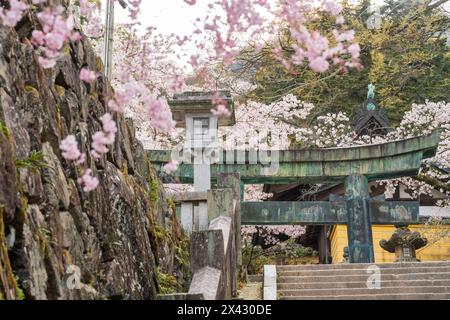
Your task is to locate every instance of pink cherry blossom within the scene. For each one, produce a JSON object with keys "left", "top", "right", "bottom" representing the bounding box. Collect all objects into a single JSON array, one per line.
[
  {"left": 164, "top": 161, "right": 179, "bottom": 174},
  {"left": 0, "top": 0, "right": 28, "bottom": 27},
  {"left": 78, "top": 169, "right": 99, "bottom": 192},
  {"left": 170, "top": 75, "right": 186, "bottom": 93},
  {"left": 60, "top": 135, "right": 82, "bottom": 160},
  {"left": 144, "top": 96, "right": 175, "bottom": 133},
  {"left": 309, "top": 56, "right": 329, "bottom": 73},
  {"left": 322, "top": 0, "right": 343, "bottom": 16},
  {"left": 211, "top": 104, "right": 231, "bottom": 118},
  {"left": 100, "top": 113, "right": 117, "bottom": 137},
  {"left": 347, "top": 43, "right": 361, "bottom": 59},
  {"left": 91, "top": 132, "right": 110, "bottom": 158},
  {"left": 31, "top": 6, "right": 80, "bottom": 69},
  {"left": 80, "top": 68, "right": 98, "bottom": 83},
  {"left": 91, "top": 113, "right": 117, "bottom": 159}
]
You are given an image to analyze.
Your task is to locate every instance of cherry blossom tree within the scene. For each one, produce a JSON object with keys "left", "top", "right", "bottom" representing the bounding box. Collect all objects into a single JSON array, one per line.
[{"left": 0, "top": 1, "right": 372, "bottom": 195}]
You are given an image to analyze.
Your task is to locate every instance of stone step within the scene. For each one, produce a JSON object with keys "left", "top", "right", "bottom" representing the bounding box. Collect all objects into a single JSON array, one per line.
[
  {"left": 270, "top": 262, "right": 450, "bottom": 300},
  {"left": 278, "top": 272, "right": 450, "bottom": 283},
  {"left": 247, "top": 274, "right": 263, "bottom": 283},
  {"left": 278, "top": 279, "right": 450, "bottom": 290},
  {"left": 278, "top": 285, "right": 450, "bottom": 297},
  {"left": 280, "top": 293, "right": 450, "bottom": 300},
  {"left": 277, "top": 266, "right": 450, "bottom": 277},
  {"left": 276, "top": 261, "right": 450, "bottom": 271}
]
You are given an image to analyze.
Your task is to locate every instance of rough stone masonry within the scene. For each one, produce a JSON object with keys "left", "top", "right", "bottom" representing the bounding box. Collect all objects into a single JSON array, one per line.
[{"left": 0, "top": 1, "right": 190, "bottom": 300}]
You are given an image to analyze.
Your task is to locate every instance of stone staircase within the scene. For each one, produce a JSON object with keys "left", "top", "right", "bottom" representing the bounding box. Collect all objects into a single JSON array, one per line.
[{"left": 276, "top": 261, "right": 450, "bottom": 300}]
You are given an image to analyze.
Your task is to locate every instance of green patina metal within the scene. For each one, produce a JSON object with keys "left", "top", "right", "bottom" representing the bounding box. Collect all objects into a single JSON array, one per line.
[
  {"left": 368, "top": 83, "right": 376, "bottom": 100},
  {"left": 367, "top": 102, "right": 376, "bottom": 111},
  {"left": 241, "top": 200, "right": 419, "bottom": 225},
  {"left": 148, "top": 131, "right": 440, "bottom": 185},
  {"left": 345, "top": 175, "right": 375, "bottom": 263}
]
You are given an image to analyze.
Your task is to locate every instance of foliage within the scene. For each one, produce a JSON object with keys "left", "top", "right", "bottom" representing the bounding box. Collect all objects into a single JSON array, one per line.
[
  {"left": 174, "top": 232, "right": 190, "bottom": 267},
  {"left": 233, "top": 0, "right": 449, "bottom": 124},
  {"left": 155, "top": 267, "right": 177, "bottom": 295},
  {"left": 154, "top": 224, "right": 170, "bottom": 243},
  {"left": 0, "top": 121, "right": 9, "bottom": 138},
  {"left": 15, "top": 151, "right": 48, "bottom": 170},
  {"left": 13, "top": 274, "right": 25, "bottom": 300},
  {"left": 150, "top": 178, "right": 159, "bottom": 207},
  {"left": 37, "top": 227, "right": 52, "bottom": 256},
  {"left": 243, "top": 240, "right": 319, "bottom": 275}
]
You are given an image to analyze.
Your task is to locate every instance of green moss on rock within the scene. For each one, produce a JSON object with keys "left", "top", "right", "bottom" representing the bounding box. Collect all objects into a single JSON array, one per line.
[
  {"left": 15, "top": 151, "right": 47, "bottom": 170},
  {"left": 156, "top": 268, "right": 177, "bottom": 295},
  {"left": 0, "top": 122, "right": 9, "bottom": 138},
  {"left": 95, "top": 56, "right": 104, "bottom": 71},
  {"left": 24, "top": 85, "right": 39, "bottom": 97},
  {"left": 14, "top": 274, "right": 25, "bottom": 300},
  {"left": 0, "top": 206, "right": 20, "bottom": 300},
  {"left": 55, "top": 85, "right": 66, "bottom": 97}
]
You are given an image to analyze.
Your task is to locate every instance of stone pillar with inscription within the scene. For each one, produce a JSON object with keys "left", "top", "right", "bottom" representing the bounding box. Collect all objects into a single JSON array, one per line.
[{"left": 345, "top": 175, "right": 375, "bottom": 263}]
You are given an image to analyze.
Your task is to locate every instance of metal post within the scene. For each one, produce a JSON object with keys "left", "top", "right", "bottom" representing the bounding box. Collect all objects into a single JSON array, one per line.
[
  {"left": 103, "top": 0, "right": 115, "bottom": 80},
  {"left": 103, "top": 0, "right": 127, "bottom": 80}
]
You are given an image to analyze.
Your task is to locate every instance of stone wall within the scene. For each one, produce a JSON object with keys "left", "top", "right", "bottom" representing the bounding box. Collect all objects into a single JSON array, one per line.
[{"left": 0, "top": 2, "right": 189, "bottom": 300}]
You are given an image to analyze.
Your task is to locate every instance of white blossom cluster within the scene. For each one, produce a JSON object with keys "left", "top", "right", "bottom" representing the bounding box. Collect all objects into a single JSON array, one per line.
[
  {"left": 296, "top": 112, "right": 352, "bottom": 148},
  {"left": 220, "top": 94, "right": 315, "bottom": 150}
]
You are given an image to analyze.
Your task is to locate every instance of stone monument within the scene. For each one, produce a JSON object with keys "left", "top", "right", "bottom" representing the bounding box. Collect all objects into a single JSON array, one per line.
[{"left": 168, "top": 91, "right": 235, "bottom": 233}]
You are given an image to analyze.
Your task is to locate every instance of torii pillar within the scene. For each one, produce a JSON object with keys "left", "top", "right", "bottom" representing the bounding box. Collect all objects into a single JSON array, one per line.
[{"left": 345, "top": 175, "right": 375, "bottom": 263}]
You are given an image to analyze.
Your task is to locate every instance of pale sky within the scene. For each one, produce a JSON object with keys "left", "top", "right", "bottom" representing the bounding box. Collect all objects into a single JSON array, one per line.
[
  {"left": 101, "top": 0, "right": 409, "bottom": 69},
  {"left": 103, "top": 1, "right": 215, "bottom": 70},
  {"left": 113, "top": 1, "right": 209, "bottom": 37},
  {"left": 108, "top": 0, "right": 388, "bottom": 38}
]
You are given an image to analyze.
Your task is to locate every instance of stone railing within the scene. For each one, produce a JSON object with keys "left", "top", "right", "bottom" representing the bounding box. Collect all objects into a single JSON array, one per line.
[
  {"left": 159, "top": 174, "right": 241, "bottom": 300},
  {"left": 263, "top": 265, "right": 277, "bottom": 300}
]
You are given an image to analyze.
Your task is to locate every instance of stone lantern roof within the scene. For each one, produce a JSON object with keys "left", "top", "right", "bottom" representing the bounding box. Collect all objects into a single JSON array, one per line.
[{"left": 168, "top": 91, "right": 236, "bottom": 128}]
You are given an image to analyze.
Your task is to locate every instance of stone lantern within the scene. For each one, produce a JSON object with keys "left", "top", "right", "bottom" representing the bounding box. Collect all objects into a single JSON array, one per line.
[
  {"left": 379, "top": 225, "right": 428, "bottom": 262},
  {"left": 168, "top": 91, "right": 236, "bottom": 233}
]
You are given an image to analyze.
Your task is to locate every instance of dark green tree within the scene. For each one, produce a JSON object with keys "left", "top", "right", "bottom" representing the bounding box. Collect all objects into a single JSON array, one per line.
[{"left": 229, "top": 0, "right": 449, "bottom": 125}]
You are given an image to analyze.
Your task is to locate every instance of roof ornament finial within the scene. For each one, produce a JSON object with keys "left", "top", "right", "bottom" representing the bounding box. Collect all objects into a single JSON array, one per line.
[{"left": 367, "top": 83, "right": 376, "bottom": 100}]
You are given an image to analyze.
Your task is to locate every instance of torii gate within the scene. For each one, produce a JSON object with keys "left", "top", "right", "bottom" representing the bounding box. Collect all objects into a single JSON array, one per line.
[{"left": 148, "top": 92, "right": 440, "bottom": 264}]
